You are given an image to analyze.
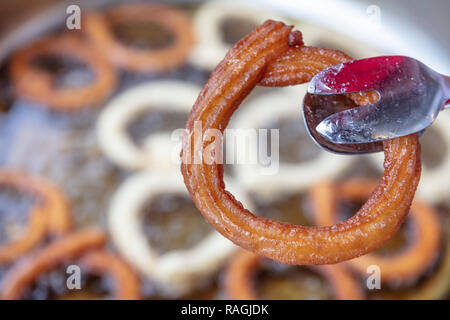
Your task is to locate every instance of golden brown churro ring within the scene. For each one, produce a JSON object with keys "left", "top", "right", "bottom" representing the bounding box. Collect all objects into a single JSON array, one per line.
[
  {"left": 309, "top": 179, "right": 441, "bottom": 284},
  {"left": 0, "top": 228, "right": 139, "bottom": 300},
  {"left": 181, "top": 20, "right": 421, "bottom": 265},
  {"left": 85, "top": 3, "right": 194, "bottom": 73},
  {"left": 225, "top": 250, "right": 363, "bottom": 300},
  {"left": 0, "top": 170, "right": 71, "bottom": 264},
  {"left": 10, "top": 35, "right": 117, "bottom": 111}
]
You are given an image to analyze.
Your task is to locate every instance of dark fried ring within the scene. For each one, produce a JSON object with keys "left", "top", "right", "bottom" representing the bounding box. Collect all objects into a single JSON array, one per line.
[
  {"left": 310, "top": 179, "right": 442, "bottom": 284},
  {"left": 0, "top": 170, "right": 71, "bottom": 264},
  {"left": 79, "top": 250, "right": 140, "bottom": 300},
  {"left": 225, "top": 250, "right": 363, "bottom": 300},
  {"left": 85, "top": 3, "right": 194, "bottom": 73},
  {"left": 10, "top": 34, "right": 117, "bottom": 111},
  {"left": 0, "top": 229, "right": 139, "bottom": 300}
]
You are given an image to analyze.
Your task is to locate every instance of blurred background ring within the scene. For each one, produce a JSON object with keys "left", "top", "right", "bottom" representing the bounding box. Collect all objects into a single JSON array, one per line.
[
  {"left": 84, "top": 3, "right": 194, "bottom": 73},
  {"left": 97, "top": 80, "right": 200, "bottom": 171},
  {"left": 309, "top": 179, "right": 442, "bottom": 285},
  {"left": 108, "top": 170, "right": 253, "bottom": 297},
  {"left": 225, "top": 250, "right": 364, "bottom": 300},
  {"left": 189, "top": 0, "right": 286, "bottom": 70},
  {"left": 9, "top": 34, "right": 117, "bottom": 111},
  {"left": 0, "top": 170, "right": 71, "bottom": 264}
]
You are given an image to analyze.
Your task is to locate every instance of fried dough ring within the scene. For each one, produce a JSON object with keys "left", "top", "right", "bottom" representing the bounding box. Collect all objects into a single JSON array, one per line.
[
  {"left": 85, "top": 3, "right": 194, "bottom": 73},
  {"left": 0, "top": 170, "right": 71, "bottom": 264},
  {"left": 0, "top": 228, "right": 138, "bottom": 300},
  {"left": 225, "top": 250, "right": 363, "bottom": 300},
  {"left": 0, "top": 207, "right": 46, "bottom": 265},
  {"left": 10, "top": 34, "right": 117, "bottom": 111},
  {"left": 181, "top": 20, "right": 421, "bottom": 265},
  {"left": 79, "top": 250, "right": 140, "bottom": 300},
  {"left": 384, "top": 242, "right": 450, "bottom": 300},
  {"left": 310, "top": 179, "right": 441, "bottom": 283}
]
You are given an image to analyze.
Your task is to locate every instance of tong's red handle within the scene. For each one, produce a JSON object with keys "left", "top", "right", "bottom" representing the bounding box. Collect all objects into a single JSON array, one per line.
[{"left": 313, "top": 56, "right": 406, "bottom": 94}]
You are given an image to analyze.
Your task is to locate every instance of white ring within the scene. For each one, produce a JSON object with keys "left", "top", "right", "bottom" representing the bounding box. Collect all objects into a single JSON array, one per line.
[
  {"left": 189, "top": 1, "right": 380, "bottom": 71},
  {"left": 189, "top": 0, "right": 286, "bottom": 70},
  {"left": 96, "top": 80, "right": 200, "bottom": 170},
  {"left": 108, "top": 170, "right": 252, "bottom": 296},
  {"left": 297, "top": 23, "right": 382, "bottom": 59},
  {"left": 231, "top": 87, "right": 354, "bottom": 198},
  {"left": 368, "top": 111, "right": 450, "bottom": 203}
]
